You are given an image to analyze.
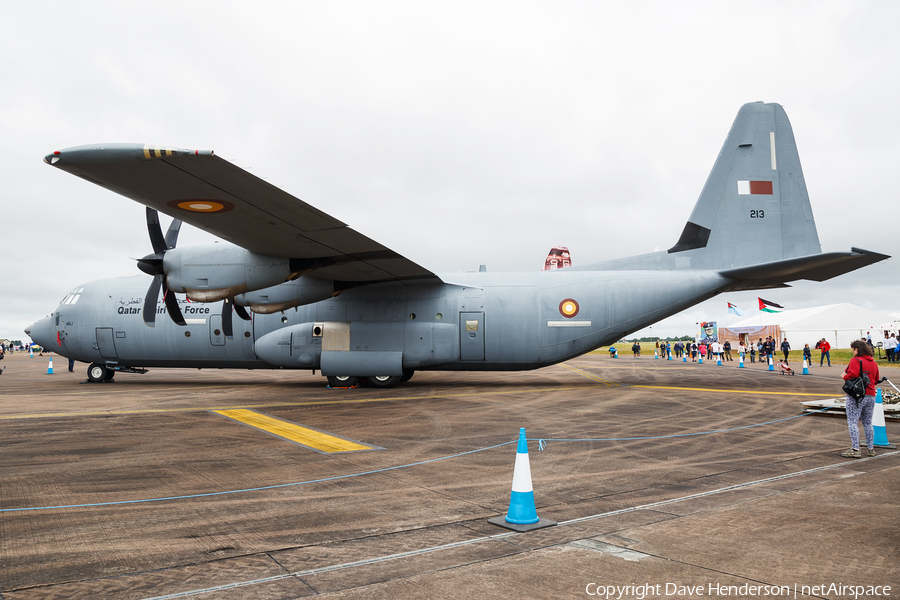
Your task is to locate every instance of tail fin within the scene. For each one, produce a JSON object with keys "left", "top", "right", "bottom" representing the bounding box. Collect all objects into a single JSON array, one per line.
[
  {"left": 669, "top": 102, "right": 820, "bottom": 268},
  {"left": 578, "top": 102, "right": 888, "bottom": 282}
]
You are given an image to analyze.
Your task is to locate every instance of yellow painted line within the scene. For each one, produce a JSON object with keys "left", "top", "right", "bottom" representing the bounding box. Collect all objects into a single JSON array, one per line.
[
  {"left": 0, "top": 377, "right": 836, "bottom": 421},
  {"left": 0, "top": 385, "right": 604, "bottom": 420},
  {"left": 212, "top": 409, "right": 373, "bottom": 453},
  {"left": 560, "top": 363, "right": 618, "bottom": 386},
  {"left": 633, "top": 385, "right": 835, "bottom": 397}
]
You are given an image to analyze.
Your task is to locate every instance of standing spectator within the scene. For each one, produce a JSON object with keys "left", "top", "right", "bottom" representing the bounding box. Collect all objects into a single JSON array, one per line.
[
  {"left": 749, "top": 343, "right": 756, "bottom": 363},
  {"left": 724, "top": 340, "right": 733, "bottom": 361},
  {"left": 665, "top": 341, "right": 672, "bottom": 359},
  {"left": 885, "top": 333, "right": 897, "bottom": 363},
  {"left": 840, "top": 340, "right": 880, "bottom": 458},
  {"left": 781, "top": 338, "right": 791, "bottom": 363},
  {"left": 818, "top": 338, "right": 832, "bottom": 367},
  {"left": 698, "top": 342, "right": 707, "bottom": 360},
  {"left": 803, "top": 343, "right": 812, "bottom": 368},
  {"left": 691, "top": 343, "right": 698, "bottom": 362},
  {"left": 632, "top": 341, "right": 641, "bottom": 358}
]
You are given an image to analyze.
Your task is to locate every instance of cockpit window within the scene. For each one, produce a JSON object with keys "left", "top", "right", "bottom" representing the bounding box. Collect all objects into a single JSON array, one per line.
[{"left": 61, "top": 288, "right": 83, "bottom": 305}]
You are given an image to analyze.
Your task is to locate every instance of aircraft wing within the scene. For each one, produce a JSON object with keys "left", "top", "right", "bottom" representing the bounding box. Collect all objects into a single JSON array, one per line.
[{"left": 45, "top": 144, "right": 437, "bottom": 285}]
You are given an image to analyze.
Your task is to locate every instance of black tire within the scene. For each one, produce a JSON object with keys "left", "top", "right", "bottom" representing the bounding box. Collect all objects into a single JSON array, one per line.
[
  {"left": 367, "top": 375, "right": 401, "bottom": 388},
  {"left": 87, "top": 363, "right": 108, "bottom": 383},
  {"left": 327, "top": 375, "right": 359, "bottom": 387},
  {"left": 400, "top": 369, "right": 414, "bottom": 383},
  {"left": 104, "top": 369, "right": 116, "bottom": 382}
]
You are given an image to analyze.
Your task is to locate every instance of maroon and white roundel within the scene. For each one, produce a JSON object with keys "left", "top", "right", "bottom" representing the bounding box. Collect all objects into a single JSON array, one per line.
[{"left": 559, "top": 298, "right": 579, "bottom": 318}]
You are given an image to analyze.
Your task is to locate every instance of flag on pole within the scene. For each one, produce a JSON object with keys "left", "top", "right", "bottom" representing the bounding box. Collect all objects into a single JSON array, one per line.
[
  {"left": 758, "top": 298, "right": 784, "bottom": 313},
  {"left": 727, "top": 302, "right": 745, "bottom": 316}
]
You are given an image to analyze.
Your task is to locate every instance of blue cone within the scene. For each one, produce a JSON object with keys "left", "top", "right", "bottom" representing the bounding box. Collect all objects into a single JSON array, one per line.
[
  {"left": 873, "top": 389, "right": 895, "bottom": 448},
  {"left": 505, "top": 428, "right": 539, "bottom": 524}
]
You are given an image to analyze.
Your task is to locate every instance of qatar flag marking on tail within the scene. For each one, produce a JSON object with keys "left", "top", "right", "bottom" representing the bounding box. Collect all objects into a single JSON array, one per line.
[{"left": 737, "top": 180, "right": 773, "bottom": 195}]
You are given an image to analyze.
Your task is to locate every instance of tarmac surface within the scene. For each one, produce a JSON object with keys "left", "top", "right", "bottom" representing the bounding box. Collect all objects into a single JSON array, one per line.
[{"left": 1, "top": 352, "right": 897, "bottom": 599}]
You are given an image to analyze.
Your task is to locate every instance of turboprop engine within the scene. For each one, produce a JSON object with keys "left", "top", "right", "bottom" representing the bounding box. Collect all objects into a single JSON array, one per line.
[
  {"left": 135, "top": 207, "right": 330, "bottom": 334},
  {"left": 161, "top": 242, "right": 297, "bottom": 302},
  {"left": 237, "top": 277, "right": 335, "bottom": 314}
]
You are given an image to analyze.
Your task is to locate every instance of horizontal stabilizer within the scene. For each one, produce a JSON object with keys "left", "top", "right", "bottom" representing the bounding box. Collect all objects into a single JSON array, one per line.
[{"left": 719, "top": 247, "right": 889, "bottom": 290}]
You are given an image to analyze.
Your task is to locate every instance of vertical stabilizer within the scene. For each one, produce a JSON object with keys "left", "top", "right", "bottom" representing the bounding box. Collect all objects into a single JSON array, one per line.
[{"left": 668, "top": 102, "right": 820, "bottom": 269}]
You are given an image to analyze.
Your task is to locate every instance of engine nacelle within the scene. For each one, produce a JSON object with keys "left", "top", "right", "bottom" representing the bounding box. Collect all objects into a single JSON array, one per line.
[
  {"left": 237, "top": 277, "right": 335, "bottom": 314},
  {"left": 163, "top": 242, "right": 296, "bottom": 302}
]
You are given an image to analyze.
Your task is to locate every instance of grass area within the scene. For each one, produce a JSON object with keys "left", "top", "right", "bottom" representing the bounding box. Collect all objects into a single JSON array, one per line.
[{"left": 593, "top": 342, "right": 900, "bottom": 369}]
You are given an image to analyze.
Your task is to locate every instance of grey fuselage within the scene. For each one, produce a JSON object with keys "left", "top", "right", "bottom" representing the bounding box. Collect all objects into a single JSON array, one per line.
[{"left": 30, "top": 268, "right": 731, "bottom": 373}]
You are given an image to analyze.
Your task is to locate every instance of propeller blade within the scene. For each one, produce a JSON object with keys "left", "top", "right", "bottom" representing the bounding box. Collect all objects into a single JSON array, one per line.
[
  {"left": 143, "top": 274, "right": 163, "bottom": 328},
  {"left": 146, "top": 207, "right": 168, "bottom": 255},
  {"left": 162, "top": 281, "right": 187, "bottom": 326},
  {"left": 222, "top": 298, "right": 234, "bottom": 340},
  {"left": 164, "top": 218, "right": 182, "bottom": 250},
  {"left": 234, "top": 302, "right": 251, "bottom": 321}
]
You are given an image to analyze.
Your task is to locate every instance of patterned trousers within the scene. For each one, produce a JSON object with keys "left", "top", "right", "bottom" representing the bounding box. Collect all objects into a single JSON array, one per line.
[{"left": 845, "top": 394, "right": 875, "bottom": 450}]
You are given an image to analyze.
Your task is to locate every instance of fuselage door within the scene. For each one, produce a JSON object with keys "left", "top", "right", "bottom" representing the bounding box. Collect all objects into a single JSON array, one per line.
[
  {"left": 95, "top": 327, "right": 118, "bottom": 359},
  {"left": 209, "top": 315, "right": 226, "bottom": 346},
  {"left": 459, "top": 312, "right": 485, "bottom": 361}
]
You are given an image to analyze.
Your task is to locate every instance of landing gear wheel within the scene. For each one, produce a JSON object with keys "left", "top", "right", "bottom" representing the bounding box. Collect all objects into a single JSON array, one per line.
[
  {"left": 400, "top": 369, "right": 415, "bottom": 383},
  {"left": 327, "top": 375, "right": 359, "bottom": 387},
  {"left": 104, "top": 369, "right": 116, "bottom": 382},
  {"left": 87, "top": 363, "right": 109, "bottom": 383},
  {"left": 367, "top": 375, "right": 401, "bottom": 388}
]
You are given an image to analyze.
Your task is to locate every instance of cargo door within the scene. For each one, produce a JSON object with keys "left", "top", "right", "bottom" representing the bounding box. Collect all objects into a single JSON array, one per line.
[{"left": 459, "top": 312, "right": 484, "bottom": 361}]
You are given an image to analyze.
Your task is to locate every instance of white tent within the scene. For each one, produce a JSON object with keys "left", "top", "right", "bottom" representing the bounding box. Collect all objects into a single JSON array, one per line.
[{"left": 726, "top": 303, "right": 896, "bottom": 349}]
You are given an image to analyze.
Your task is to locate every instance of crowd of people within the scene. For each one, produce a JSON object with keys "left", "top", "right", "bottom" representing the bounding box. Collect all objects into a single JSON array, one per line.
[
  {"left": 610, "top": 334, "right": 894, "bottom": 462},
  {"left": 614, "top": 333, "right": 900, "bottom": 368}
]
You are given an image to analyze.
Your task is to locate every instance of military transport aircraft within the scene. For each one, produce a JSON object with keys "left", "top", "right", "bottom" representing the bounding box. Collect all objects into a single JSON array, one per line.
[{"left": 27, "top": 102, "right": 889, "bottom": 387}]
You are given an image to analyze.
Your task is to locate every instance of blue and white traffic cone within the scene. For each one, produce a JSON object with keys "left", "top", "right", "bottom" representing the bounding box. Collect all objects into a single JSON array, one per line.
[
  {"left": 505, "top": 428, "right": 538, "bottom": 524},
  {"left": 873, "top": 389, "right": 896, "bottom": 448},
  {"left": 698, "top": 355, "right": 703, "bottom": 364},
  {"left": 739, "top": 354, "right": 745, "bottom": 368},
  {"left": 489, "top": 428, "right": 556, "bottom": 531},
  {"left": 768, "top": 356, "right": 774, "bottom": 371},
  {"left": 802, "top": 359, "right": 809, "bottom": 375},
  {"left": 654, "top": 349, "right": 659, "bottom": 359},
  {"left": 30, "top": 347, "right": 33, "bottom": 358},
  {"left": 47, "top": 358, "right": 54, "bottom": 375},
  {"left": 683, "top": 354, "right": 687, "bottom": 362},
  {"left": 668, "top": 352, "right": 672, "bottom": 361},
  {"left": 717, "top": 354, "right": 722, "bottom": 366}
]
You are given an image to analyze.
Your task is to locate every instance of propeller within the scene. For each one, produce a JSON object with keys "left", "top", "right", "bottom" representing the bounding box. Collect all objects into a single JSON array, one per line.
[
  {"left": 221, "top": 296, "right": 252, "bottom": 339},
  {"left": 138, "top": 207, "right": 185, "bottom": 327}
]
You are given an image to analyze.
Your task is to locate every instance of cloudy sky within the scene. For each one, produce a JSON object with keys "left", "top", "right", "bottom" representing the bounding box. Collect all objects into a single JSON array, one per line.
[{"left": 2, "top": 1, "right": 897, "bottom": 342}]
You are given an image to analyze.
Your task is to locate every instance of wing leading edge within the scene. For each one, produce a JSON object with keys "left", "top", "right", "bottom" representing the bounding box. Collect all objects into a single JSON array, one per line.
[{"left": 44, "top": 144, "right": 437, "bottom": 285}]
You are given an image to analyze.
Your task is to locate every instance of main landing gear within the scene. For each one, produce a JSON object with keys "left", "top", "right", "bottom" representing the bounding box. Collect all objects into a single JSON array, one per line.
[{"left": 326, "top": 369, "right": 414, "bottom": 389}]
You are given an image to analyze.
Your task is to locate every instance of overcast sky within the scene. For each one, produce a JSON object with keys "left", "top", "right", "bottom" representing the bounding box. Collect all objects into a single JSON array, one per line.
[{"left": 2, "top": 1, "right": 897, "bottom": 341}]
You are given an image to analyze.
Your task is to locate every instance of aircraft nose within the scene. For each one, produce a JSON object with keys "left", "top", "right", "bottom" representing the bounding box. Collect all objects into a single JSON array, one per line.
[{"left": 27, "top": 316, "right": 54, "bottom": 348}]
